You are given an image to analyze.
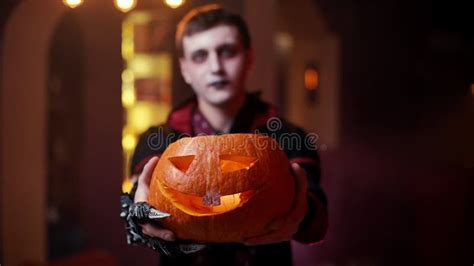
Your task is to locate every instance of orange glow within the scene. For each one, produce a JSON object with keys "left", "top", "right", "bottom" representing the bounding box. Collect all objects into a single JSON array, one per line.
[
  {"left": 219, "top": 155, "right": 257, "bottom": 173},
  {"left": 115, "top": 0, "right": 137, "bottom": 13},
  {"left": 159, "top": 182, "right": 255, "bottom": 216},
  {"left": 304, "top": 68, "right": 319, "bottom": 90},
  {"left": 169, "top": 155, "right": 195, "bottom": 172},
  {"left": 165, "top": 0, "right": 185, "bottom": 9},
  {"left": 471, "top": 84, "right": 474, "bottom": 95},
  {"left": 63, "top": 0, "right": 83, "bottom": 8}
]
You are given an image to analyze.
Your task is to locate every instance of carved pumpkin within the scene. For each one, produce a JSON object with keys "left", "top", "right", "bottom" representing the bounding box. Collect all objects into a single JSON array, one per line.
[{"left": 148, "top": 134, "right": 296, "bottom": 243}]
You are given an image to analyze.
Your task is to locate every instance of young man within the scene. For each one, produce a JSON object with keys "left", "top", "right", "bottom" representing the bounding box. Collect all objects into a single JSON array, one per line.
[{"left": 121, "top": 4, "right": 328, "bottom": 265}]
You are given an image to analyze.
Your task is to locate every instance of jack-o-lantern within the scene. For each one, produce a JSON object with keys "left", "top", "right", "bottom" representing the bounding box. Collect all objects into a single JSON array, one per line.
[{"left": 148, "top": 134, "right": 296, "bottom": 243}]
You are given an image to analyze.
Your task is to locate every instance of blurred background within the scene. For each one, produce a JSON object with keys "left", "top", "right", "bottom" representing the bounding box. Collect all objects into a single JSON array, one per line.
[{"left": 0, "top": 0, "right": 472, "bottom": 265}]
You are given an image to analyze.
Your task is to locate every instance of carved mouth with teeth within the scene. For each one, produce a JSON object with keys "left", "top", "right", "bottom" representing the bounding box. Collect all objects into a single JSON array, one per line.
[{"left": 157, "top": 154, "right": 259, "bottom": 216}]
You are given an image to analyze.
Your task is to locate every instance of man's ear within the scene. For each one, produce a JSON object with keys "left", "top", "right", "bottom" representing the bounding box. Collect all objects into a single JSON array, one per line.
[{"left": 179, "top": 57, "right": 191, "bottom": 84}]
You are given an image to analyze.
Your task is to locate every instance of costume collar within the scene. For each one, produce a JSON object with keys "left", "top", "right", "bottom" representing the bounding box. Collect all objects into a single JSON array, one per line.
[{"left": 167, "top": 92, "right": 279, "bottom": 135}]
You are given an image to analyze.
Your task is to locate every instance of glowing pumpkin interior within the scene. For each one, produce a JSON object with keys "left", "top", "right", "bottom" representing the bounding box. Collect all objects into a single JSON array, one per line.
[{"left": 158, "top": 154, "right": 258, "bottom": 216}]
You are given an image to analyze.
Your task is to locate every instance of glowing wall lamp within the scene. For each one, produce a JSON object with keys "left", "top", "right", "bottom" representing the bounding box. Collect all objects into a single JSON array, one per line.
[
  {"left": 304, "top": 63, "right": 320, "bottom": 104},
  {"left": 63, "top": 0, "right": 83, "bottom": 8},
  {"left": 304, "top": 67, "right": 319, "bottom": 91},
  {"left": 115, "top": 0, "right": 137, "bottom": 13}
]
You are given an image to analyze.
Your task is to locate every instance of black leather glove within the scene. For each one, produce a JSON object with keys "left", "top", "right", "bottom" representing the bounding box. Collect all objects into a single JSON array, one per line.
[{"left": 120, "top": 193, "right": 206, "bottom": 257}]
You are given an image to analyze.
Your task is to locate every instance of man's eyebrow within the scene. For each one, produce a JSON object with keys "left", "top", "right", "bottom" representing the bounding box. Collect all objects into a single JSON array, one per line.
[
  {"left": 216, "top": 43, "right": 239, "bottom": 49},
  {"left": 188, "top": 42, "right": 241, "bottom": 57},
  {"left": 190, "top": 49, "right": 207, "bottom": 56}
]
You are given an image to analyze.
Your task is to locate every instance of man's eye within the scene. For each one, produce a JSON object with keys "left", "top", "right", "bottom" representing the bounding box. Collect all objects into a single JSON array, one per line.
[
  {"left": 192, "top": 52, "right": 207, "bottom": 63},
  {"left": 220, "top": 47, "right": 237, "bottom": 58}
]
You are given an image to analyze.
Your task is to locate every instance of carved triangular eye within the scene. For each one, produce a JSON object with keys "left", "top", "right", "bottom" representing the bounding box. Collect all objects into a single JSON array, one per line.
[
  {"left": 219, "top": 155, "right": 258, "bottom": 173},
  {"left": 169, "top": 155, "right": 195, "bottom": 173}
]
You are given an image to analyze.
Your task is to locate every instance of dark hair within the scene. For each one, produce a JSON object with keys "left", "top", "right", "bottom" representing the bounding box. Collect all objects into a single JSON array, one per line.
[{"left": 176, "top": 4, "right": 252, "bottom": 57}]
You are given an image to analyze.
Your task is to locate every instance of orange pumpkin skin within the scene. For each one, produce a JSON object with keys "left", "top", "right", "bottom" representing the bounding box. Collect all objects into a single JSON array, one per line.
[{"left": 148, "top": 134, "right": 295, "bottom": 243}]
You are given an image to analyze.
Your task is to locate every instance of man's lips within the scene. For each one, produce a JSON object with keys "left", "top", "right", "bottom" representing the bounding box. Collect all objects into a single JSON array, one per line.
[{"left": 208, "top": 80, "right": 230, "bottom": 89}]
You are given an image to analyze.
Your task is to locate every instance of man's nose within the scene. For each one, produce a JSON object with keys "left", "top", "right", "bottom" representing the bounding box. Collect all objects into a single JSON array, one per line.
[{"left": 209, "top": 53, "right": 224, "bottom": 74}]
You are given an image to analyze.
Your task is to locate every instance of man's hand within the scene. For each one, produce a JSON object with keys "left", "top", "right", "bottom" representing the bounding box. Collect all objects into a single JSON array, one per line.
[
  {"left": 134, "top": 156, "right": 176, "bottom": 242},
  {"left": 243, "top": 163, "right": 308, "bottom": 245},
  {"left": 123, "top": 156, "right": 206, "bottom": 256}
]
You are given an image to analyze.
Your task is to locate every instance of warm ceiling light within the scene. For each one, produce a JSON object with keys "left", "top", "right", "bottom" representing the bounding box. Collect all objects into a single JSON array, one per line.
[
  {"left": 63, "top": 0, "right": 83, "bottom": 8},
  {"left": 115, "top": 0, "right": 137, "bottom": 13},
  {"left": 165, "top": 0, "right": 185, "bottom": 9}
]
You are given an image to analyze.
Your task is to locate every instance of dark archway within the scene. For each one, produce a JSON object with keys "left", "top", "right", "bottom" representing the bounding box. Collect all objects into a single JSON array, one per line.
[
  {"left": 47, "top": 11, "right": 86, "bottom": 261},
  {"left": 1, "top": 1, "right": 67, "bottom": 264}
]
